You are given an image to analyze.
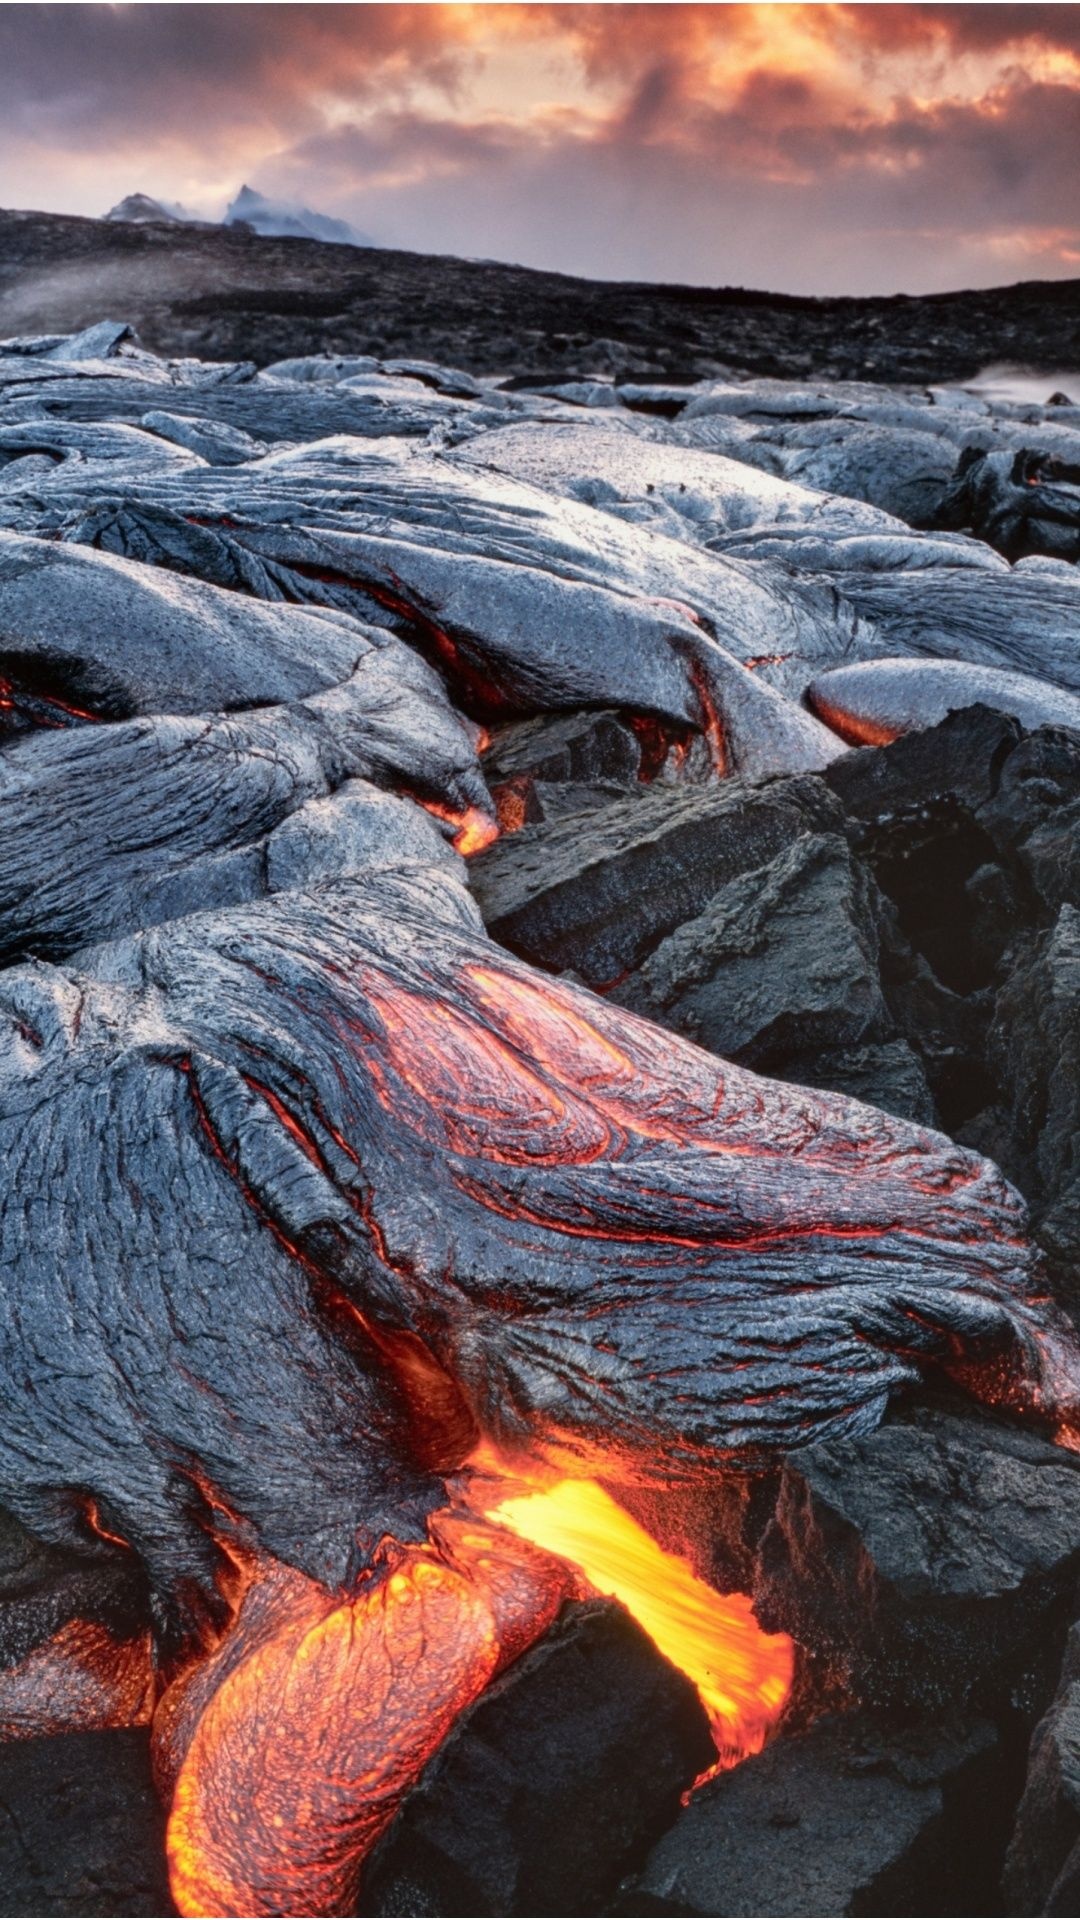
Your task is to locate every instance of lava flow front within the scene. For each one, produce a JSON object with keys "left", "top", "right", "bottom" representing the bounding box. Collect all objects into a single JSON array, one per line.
[
  {"left": 481, "top": 1467, "right": 794, "bottom": 1772},
  {"left": 158, "top": 1465, "right": 792, "bottom": 1917}
]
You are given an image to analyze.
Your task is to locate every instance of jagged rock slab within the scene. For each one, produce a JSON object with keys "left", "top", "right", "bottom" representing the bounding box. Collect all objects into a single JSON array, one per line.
[
  {"left": 471, "top": 776, "right": 839, "bottom": 986},
  {"left": 626, "top": 1711, "right": 1012, "bottom": 1918},
  {"left": 979, "top": 725, "right": 1080, "bottom": 919},
  {"left": 0, "top": 1730, "right": 172, "bottom": 1917},
  {"left": 984, "top": 906, "right": 1080, "bottom": 1277},
  {"left": 607, "top": 830, "right": 891, "bottom": 1069},
  {"left": 824, "top": 702, "right": 1023, "bottom": 827},
  {"left": 938, "top": 445, "right": 1080, "bottom": 562},
  {"left": 1004, "top": 1620, "right": 1080, "bottom": 1916},
  {"left": 754, "top": 1405, "right": 1080, "bottom": 1715}
]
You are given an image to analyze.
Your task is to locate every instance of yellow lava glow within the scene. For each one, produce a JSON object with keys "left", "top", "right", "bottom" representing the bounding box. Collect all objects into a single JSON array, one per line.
[{"left": 484, "top": 1474, "right": 794, "bottom": 1771}]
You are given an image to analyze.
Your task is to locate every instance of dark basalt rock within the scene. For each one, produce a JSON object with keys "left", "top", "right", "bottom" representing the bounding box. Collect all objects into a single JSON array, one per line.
[
  {"left": 824, "top": 703, "right": 1022, "bottom": 828},
  {"left": 982, "top": 907, "right": 1080, "bottom": 1280},
  {"left": 359, "top": 1600, "right": 713, "bottom": 1918},
  {"left": 0, "top": 1507, "right": 148, "bottom": 1672},
  {"left": 480, "top": 707, "right": 696, "bottom": 829},
  {"left": 753, "top": 1404, "right": 1080, "bottom": 1717},
  {"left": 879, "top": 942, "right": 995, "bottom": 1132},
  {"left": 937, "top": 445, "right": 1080, "bottom": 563},
  {"left": 0, "top": 1729, "right": 173, "bottom": 1917},
  {"left": 1004, "top": 1621, "right": 1080, "bottom": 1916},
  {"left": 607, "top": 830, "right": 892, "bottom": 1070},
  {"left": 470, "top": 775, "right": 839, "bottom": 986},
  {"left": 483, "top": 710, "right": 647, "bottom": 793},
  {"left": 625, "top": 1711, "right": 1014, "bottom": 1918},
  {"left": 979, "top": 726, "right": 1080, "bottom": 920},
  {"left": 822, "top": 709, "right": 1037, "bottom": 1126},
  {"left": 775, "top": 1038, "right": 937, "bottom": 1128}
]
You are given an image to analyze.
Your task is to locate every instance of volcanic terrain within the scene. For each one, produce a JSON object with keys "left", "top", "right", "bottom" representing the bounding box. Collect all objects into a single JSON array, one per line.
[{"left": 0, "top": 225, "right": 1078, "bottom": 1919}]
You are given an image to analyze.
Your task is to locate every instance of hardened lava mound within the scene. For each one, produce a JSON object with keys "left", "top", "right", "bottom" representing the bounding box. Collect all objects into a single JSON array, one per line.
[{"left": 0, "top": 323, "right": 1079, "bottom": 1918}]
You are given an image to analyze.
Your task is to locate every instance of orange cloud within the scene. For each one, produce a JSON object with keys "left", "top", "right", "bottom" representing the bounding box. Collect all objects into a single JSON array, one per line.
[{"left": 0, "top": 5, "right": 1077, "bottom": 295}]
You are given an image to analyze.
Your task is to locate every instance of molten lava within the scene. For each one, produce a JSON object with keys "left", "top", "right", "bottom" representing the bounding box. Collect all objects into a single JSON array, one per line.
[
  {"left": 157, "top": 1451, "right": 791, "bottom": 1919},
  {"left": 161, "top": 1518, "right": 570, "bottom": 1918},
  {"left": 418, "top": 796, "right": 500, "bottom": 855},
  {"left": 481, "top": 1468, "right": 793, "bottom": 1771},
  {"left": 804, "top": 689, "right": 901, "bottom": 749}
]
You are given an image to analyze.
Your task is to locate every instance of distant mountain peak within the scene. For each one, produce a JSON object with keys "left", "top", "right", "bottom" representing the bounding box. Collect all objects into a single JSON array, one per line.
[
  {"left": 104, "top": 193, "right": 194, "bottom": 226},
  {"left": 224, "top": 185, "right": 371, "bottom": 248}
]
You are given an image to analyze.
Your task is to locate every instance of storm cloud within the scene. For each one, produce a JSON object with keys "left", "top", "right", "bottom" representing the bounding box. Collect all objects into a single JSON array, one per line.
[{"left": 1, "top": 3, "right": 1078, "bottom": 294}]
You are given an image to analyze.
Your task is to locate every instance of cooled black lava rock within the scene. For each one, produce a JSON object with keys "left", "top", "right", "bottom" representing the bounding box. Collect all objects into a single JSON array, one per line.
[
  {"left": 625, "top": 1711, "right": 1013, "bottom": 1918},
  {"left": 980, "top": 725, "right": 1080, "bottom": 920},
  {"left": 470, "top": 775, "right": 838, "bottom": 986},
  {"left": 482, "top": 709, "right": 648, "bottom": 794},
  {"left": 0, "top": 1729, "right": 172, "bottom": 1917},
  {"left": 983, "top": 906, "right": 1080, "bottom": 1278},
  {"left": 1004, "top": 1620, "right": 1080, "bottom": 1916},
  {"left": 359, "top": 1600, "right": 713, "bottom": 1918},
  {"left": 937, "top": 445, "right": 1080, "bottom": 563},
  {"left": 824, "top": 703, "right": 1021, "bottom": 835},
  {"left": 0, "top": 1507, "right": 148, "bottom": 1672},
  {"left": 607, "top": 830, "right": 894, "bottom": 1071},
  {"left": 774, "top": 1038, "right": 937, "bottom": 1127},
  {"left": 753, "top": 1404, "right": 1080, "bottom": 1717},
  {"left": 823, "top": 708, "right": 1038, "bottom": 1126}
]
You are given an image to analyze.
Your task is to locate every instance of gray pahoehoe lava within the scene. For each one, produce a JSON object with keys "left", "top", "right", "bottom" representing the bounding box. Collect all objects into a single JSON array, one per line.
[{"left": 1, "top": 321, "right": 1078, "bottom": 1916}]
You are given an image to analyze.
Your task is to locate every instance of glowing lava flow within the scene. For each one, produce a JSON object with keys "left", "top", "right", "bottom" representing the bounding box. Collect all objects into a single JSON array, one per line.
[
  {"left": 804, "top": 689, "right": 901, "bottom": 749},
  {"left": 161, "top": 1518, "right": 570, "bottom": 1919},
  {"left": 482, "top": 1469, "right": 794, "bottom": 1772},
  {"left": 418, "top": 797, "right": 500, "bottom": 855}
]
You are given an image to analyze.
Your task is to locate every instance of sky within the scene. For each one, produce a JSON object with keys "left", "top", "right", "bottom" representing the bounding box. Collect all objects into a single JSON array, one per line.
[{"left": 2, "top": 2, "right": 1079, "bottom": 295}]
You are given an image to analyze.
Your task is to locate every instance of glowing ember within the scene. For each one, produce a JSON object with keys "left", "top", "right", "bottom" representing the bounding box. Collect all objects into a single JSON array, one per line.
[
  {"left": 483, "top": 1471, "right": 793, "bottom": 1771},
  {"left": 804, "top": 690, "right": 901, "bottom": 748},
  {"left": 419, "top": 797, "right": 500, "bottom": 855}
]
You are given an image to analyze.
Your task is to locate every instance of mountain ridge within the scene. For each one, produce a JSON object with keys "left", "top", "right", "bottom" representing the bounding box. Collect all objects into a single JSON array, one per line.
[{"left": 0, "top": 204, "right": 1077, "bottom": 382}]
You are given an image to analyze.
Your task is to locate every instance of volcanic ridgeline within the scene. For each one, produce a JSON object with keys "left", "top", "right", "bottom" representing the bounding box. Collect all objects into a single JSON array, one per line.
[{"left": 1, "top": 204, "right": 1080, "bottom": 381}]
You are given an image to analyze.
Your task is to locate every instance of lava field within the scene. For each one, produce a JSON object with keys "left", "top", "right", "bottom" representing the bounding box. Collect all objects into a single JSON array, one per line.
[{"left": 0, "top": 318, "right": 1079, "bottom": 1918}]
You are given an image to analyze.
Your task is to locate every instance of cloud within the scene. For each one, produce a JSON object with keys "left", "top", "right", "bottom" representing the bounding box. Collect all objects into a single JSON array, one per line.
[
  {"left": 0, "top": 4, "right": 1077, "bottom": 294},
  {"left": 0, "top": 4, "right": 471, "bottom": 152}
]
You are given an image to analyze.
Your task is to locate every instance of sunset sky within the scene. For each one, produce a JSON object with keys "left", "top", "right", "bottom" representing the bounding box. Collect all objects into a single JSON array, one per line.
[{"left": 3, "top": 3, "right": 1079, "bottom": 294}]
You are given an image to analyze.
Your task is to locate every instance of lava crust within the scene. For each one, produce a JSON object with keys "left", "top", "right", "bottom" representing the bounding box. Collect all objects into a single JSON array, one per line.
[{"left": 0, "top": 320, "right": 1078, "bottom": 1917}]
